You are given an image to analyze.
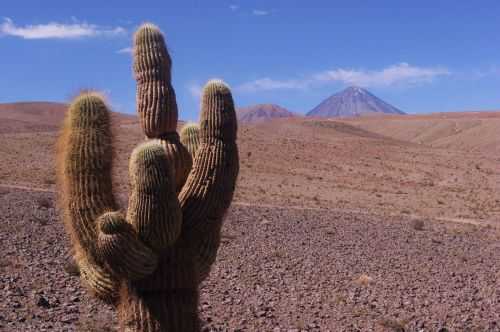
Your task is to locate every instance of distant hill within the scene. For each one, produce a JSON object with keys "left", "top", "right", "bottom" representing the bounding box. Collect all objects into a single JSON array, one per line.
[
  {"left": 343, "top": 111, "right": 500, "bottom": 153},
  {"left": 307, "top": 86, "right": 405, "bottom": 118},
  {"left": 0, "top": 101, "right": 137, "bottom": 133},
  {"left": 238, "top": 104, "right": 296, "bottom": 124}
]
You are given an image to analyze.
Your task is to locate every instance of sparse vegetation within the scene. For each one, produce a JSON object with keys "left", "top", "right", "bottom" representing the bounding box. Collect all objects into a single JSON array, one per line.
[
  {"left": 378, "top": 317, "right": 409, "bottom": 332},
  {"left": 35, "top": 196, "right": 52, "bottom": 209},
  {"left": 411, "top": 219, "right": 425, "bottom": 231},
  {"left": 354, "top": 274, "right": 373, "bottom": 286}
]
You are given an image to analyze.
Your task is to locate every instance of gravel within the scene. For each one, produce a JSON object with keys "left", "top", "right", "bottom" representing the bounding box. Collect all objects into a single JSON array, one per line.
[{"left": 1, "top": 188, "right": 500, "bottom": 331}]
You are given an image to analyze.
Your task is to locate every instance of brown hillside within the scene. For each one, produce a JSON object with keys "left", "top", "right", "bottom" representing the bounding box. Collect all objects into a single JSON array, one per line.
[
  {"left": 1, "top": 108, "right": 498, "bottom": 222},
  {"left": 343, "top": 111, "right": 500, "bottom": 153},
  {"left": 0, "top": 101, "right": 138, "bottom": 134}
]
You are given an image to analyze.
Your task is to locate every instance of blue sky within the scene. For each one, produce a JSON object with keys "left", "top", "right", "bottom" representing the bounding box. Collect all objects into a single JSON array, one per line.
[{"left": 2, "top": 1, "right": 500, "bottom": 120}]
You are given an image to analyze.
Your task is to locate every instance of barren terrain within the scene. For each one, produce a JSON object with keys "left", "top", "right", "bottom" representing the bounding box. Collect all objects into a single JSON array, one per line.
[{"left": 1, "top": 103, "right": 500, "bottom": 331}]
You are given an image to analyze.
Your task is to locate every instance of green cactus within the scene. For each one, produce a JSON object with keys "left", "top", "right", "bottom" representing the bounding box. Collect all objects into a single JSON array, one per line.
[
  {"left": 57, "top": 23, "right": 239, "bottom": 332},
  {"left": 180, "top": 123, "right": 201, "bottom": 158}
]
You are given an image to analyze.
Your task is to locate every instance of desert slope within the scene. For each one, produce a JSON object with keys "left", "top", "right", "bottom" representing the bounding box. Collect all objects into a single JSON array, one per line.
[
  {"left": 343, "top": 111, "right": 500, "bottom": 153},
  {"left": 0, "top": 101, "right": 138, "bottom": 134}
]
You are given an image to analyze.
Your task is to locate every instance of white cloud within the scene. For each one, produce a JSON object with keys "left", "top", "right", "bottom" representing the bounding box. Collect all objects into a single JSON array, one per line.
[
  {"left": 229, "top": 5, "right": 239, "bottom": 11},
  {"left": 0, "top": 18, "right": 126, "bottom": 39},
  {"left": 187, "top": 82, "right": 203, "bottom": 99},
  {"left": 252, "top": 9, "right": 269, "bottom": 16},
  {"left": 116, "top": 47, "right": 132, "bottom": 54},
  {"left": 236, "top": 63, "right": 450, "bottom": 92},
  {"left": 237, "top": 77, "right": 310, "bottom": 93},
  {"left": 315, "top": 63, "right": 450, "bottom": 87}
]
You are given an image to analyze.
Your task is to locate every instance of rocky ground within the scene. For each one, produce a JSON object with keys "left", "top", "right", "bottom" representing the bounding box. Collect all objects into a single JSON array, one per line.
[{"left": 2, "top": 188, "right": 500, "bottom": 331}]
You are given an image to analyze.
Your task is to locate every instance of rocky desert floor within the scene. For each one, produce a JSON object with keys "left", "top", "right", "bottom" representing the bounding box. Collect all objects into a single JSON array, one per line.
[{"left": 1, "top": 103, "right": 500, "bottom": 331}]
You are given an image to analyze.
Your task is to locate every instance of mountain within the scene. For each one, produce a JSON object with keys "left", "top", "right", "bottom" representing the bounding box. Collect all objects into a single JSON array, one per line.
[
  {"left": 238, "top": 104, "right": 296, "bottom": 124},
  {"left": 0, "top": 101, "right": 137, "bottom": 134},
  {"left": 307, "top": 86, "right": 405, "bottom": 118}
]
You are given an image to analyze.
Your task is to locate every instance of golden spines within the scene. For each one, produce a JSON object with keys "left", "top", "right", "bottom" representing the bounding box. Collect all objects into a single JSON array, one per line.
[
  {"left": 59, "top": 93, "right": 117, "bottom": 258},
  {"left": 57, "top": 92, "right": 120, "bottom": 302}
]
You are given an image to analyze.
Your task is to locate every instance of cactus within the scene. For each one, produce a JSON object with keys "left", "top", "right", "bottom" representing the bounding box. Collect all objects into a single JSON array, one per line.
[
  {"left": 134, "top": 23, "right": 192, "bottom": 193},
  {"left": 180, "top": 123, "right": 201, "bottom": 158},
  {"left": 57, "top": 23, "right": 239, "bottom": 332}
]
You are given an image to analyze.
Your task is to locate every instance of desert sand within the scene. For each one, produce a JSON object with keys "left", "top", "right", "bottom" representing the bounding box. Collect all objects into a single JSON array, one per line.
[{"left": 1, "top": 103, "right": 500, "bottom": 331}]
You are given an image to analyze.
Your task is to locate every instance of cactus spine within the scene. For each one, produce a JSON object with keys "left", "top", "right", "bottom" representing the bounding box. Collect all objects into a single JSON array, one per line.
[
  {"left": 180, "top": 123, "right": 200, "bottom": 158},
  {"left": 57, "top": 23, "right": 239, "bottom": 332}
]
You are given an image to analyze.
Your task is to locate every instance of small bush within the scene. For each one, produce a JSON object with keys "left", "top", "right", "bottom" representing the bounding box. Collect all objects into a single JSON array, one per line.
[
  {"left": 36, "top": 196, "right": 52, "bottom": 209},
  {"left": 64, "top": 258, "right": 80, "bottom": 277},
  {"left": 411, "top": 219, "right": 425, "bottom": 231},
  {"left": 378, "top": 318, "right": 408, "bottom": 332},
  {"left": 354, "top": 274, "right": 373, "bottom": 286}
]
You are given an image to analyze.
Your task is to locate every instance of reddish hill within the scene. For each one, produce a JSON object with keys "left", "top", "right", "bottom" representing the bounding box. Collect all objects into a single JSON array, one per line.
[
  {"left": 0, "top": 101, "right": 137, "bottom": 133},
  {"left": 237, "top": 104, "right": 296, "bottom": 124},
  {"left": 0, "top": 102, "right": 67, "bottom": 133}
]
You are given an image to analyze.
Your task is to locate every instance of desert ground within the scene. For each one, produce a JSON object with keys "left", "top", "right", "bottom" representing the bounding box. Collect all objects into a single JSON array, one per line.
[{"left": 1, "top": 103, "right": 500, "bottom": 331}]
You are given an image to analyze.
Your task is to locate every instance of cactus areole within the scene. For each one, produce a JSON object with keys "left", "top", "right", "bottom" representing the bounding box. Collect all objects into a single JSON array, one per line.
[{"left": 57, "top": 23, "right": 239, "bottom": 332}]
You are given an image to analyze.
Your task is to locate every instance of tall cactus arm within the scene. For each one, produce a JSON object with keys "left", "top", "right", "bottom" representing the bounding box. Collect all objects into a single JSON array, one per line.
[
  {"left": 179, "top": 80, "right": 239, "bottom": 233},
  {"left": 57, "top": 92, "right": 121, "bottom": 301},
  {"left": 133, "top": 24, "right": 192, "bottom": 192},
  {"left": 178, "top": 80, "right": 239, "bottom": 281}
]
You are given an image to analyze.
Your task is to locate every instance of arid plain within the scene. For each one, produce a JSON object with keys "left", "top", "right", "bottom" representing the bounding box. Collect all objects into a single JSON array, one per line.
[{"left": 1, "top": 102, "right": 500, "bottom": 331}]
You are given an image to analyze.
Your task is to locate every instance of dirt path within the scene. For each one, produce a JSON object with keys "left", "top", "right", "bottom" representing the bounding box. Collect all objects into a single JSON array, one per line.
[
  {"left": 233, "top": 201, "right": 496, "bottom": 228},
  {"left": 1, "top": 183, "right": 495, "bottom": 228},
  {"left": 0, "top": 183, "right": 53, "bottom": 193}
]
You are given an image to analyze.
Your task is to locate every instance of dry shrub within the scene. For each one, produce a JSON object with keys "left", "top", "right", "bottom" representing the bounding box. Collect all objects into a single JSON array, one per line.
[
  {"left": 410, "top": 219, "right": 425, "bottom": 231},
  {"left": 378, "top": 317, "right": 408, "bottom": 332},
  {"left": 354, "top": 274, "right": 373, "bottom": 286},
  {"left": 36, "top": 196, "right": 52, "bottom": 209}
]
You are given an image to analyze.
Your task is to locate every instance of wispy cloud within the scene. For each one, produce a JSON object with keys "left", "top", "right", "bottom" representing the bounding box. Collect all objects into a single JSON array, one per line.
[
  {"left": 237, "top": 77, "right": 310, "bottom": 93},
  {"left": 237, "top": 63, "right": 450, "bottom": 92},
  {"left": 187, "top": 82, "right": 203, "bottom": 99},
  {"left": 252, "top": 9, "right": 270, "bottom": 16},
  {"left": 116, "top": 47, "right": 132, "bottom": 54},
  {"left": 229, "top": 5, "right": 239, "bottom": 11},
  {"left": 0, "top": 18, "right": 126, "bottom": 39},
  {"left": 315, "top": 63, "right": 450, "bottom": 87}
]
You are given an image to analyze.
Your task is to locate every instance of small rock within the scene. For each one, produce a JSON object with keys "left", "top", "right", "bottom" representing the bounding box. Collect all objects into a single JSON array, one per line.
[{"left": 36, "top": 296, "right": 50, "bottom": 308}]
